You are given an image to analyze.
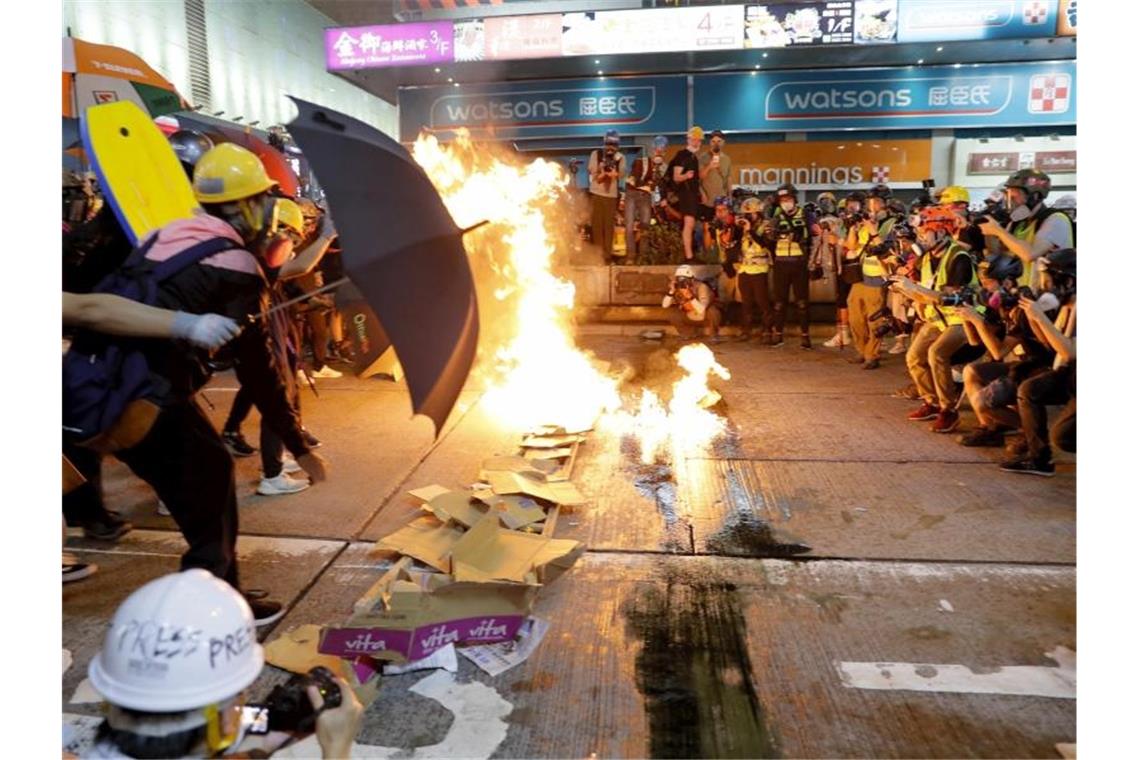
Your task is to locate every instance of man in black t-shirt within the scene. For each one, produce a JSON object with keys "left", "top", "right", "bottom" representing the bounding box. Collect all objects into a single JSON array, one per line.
[{"left": 666, "top": 126, "right": 704, "bottom": 261}]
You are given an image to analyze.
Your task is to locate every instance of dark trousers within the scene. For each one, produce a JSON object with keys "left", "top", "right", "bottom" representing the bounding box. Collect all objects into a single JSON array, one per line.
[
  {"left": 737, "top": 272, "right": 771, "bottom": 335},
  {"left": 1017, "top": 366, "right": 1076, "bottom": 463},
  {"left": 224, "top": 381, "right": 300, "bottom": 479},
  {"left": 771, "top": 259, "right": 810, "bottom": 336},
  {"left": 62, "top": 440, "right": 109, "bottom": 528}
]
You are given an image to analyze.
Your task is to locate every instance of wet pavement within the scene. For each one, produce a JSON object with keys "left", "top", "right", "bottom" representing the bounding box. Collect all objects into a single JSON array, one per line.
[{"left": 63, "top": 335, "right": 1075, "bottom": 758}]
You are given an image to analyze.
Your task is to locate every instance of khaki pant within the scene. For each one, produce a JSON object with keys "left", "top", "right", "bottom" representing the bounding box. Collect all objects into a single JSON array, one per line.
[
  {"left": 669, "top": 305, "right": 722, "bottom": 338},
  {"left": 906, "top": 322, "right": 969, "bottom": 409},
  {"left": 847, "top": 282, "right": 886, "bottom": 361},
  {"left": 590, "top": 193, "right": 618, "bottom": 260}
]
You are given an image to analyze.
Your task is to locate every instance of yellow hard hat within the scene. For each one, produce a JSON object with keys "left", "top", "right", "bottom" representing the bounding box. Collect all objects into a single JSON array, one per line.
[
  {"left": 740, "top": 197, "right": 763, "bottom": 214},
  {"left": 193, "top": 143, "right": 277, "bottom": 204},
  {"left": 688, "top": 126, "right": 704, "bottom": 140},
  {"left": 275, "top": 198, "right": 304, "bottom": 236},
  {"left": 939, "top": 185, "right": 971, "bottom": 205}
]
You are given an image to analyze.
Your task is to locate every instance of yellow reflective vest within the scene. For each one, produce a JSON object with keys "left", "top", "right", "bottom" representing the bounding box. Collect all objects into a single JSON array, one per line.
[
  {"left": 920, "top": 243, "right": 981, "bottom": 329},
  {"left": 739, "top": 234, "right": 771, "bottom": 275}
]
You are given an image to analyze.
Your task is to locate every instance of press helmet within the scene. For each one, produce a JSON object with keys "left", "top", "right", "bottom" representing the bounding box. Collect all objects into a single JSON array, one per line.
[
  {"left": 816, "top": 191, "right": 837, "bottom": 214},
  {"left": 1004, "top": 169, "right": 1052, "bottom": 207},
  {"left": 88, "top": 569, "right": 263, "bottom": 713},
  {"left": 775, "top": 184, "right": 798, "bottom": 200},
  {"left": 168, "top": 130, "right": 215, "bottom": 177},
  {"left": 674, "top": 264, "right": 696, "bottom": 280}
]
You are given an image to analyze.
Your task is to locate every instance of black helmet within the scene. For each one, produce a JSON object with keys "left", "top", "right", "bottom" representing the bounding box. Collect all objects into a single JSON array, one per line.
[
  {"left": 886, "top": 198, "right": 907, "bottom": 216},
  {"left": 1042, "top": 248, "right": 1076, "bottom": 279},
  {"left": 775, "top": 183, "right": 798, "bottom": 199},
  {"left": 844, "top": 191, "right": 867, "bottom": 206},
  {"left": 168, "top": 130, "right": 214, "bottom": 175},
  {"left": 981, "top": 253, "right": 1024, "bottom": 283},
  {"left": 868, "top": 183, "right": 892, "bottom": 201},
  {"left": 1004, "top": 169, "right": 1052, "bottom": 206}
]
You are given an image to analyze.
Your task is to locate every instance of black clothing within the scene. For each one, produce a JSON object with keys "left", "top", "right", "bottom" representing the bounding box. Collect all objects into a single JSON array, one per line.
[
  {"left": 666, "top": 149, "right": 700, "bottom": 217},
  {"left": 771, "top": 259, "right": 810, "bottom": 335},
  {"left": 63, "top": 206, "right": 133, "bottom": 294},
  {"left": 738, "top": 272, "right": 771, "bottom": 334},
  {"left": 1017, "top": 364, "right": 1075, "bottom": 463}
]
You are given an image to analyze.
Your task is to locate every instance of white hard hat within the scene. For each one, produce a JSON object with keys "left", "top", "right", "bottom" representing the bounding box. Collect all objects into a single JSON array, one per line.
[
  {"left": 1053, "top": 194, "right": 1076, "bottom": 210},
  {"left": 88, "top": 570, "right": 264, "bottom": 712},
  {"left": 674, "top": 265, "right": 696, "bottom": 279}
]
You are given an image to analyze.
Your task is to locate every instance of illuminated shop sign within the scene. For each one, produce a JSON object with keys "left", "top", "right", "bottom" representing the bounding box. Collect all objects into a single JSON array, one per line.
[{"left": 896, "top": 0, "right": 1058, "bottom": 43}]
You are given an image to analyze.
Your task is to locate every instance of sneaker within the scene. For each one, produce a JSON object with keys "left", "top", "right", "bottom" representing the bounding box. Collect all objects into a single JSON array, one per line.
[
  {"left": 888, "top": 337, "right": 909, "bottom": 355},
  {"left": 770, "top": 334, "right": 785, "bottom": 348},
  {"left": 257, "top": 473, "right": 311, "bottom": 496},
  {"left": 311, "top": 365, "right": 343, "bottom": 379},
  {"left": 847, "top": 355, "right": 868, "bottom": 365},
  {"left": 861, "top": 359, "right": 881, "bottom": 370},
  {"left": 63, "top": 554, "right": 97, "bottom": 584},
  {"left": 822, "top": 332, "right": 844, "bottom": 349},
  {"left": 281, "top": 456, "right": 303, "bottom": 475},
  {"left": 301, "top": 428, "right": 322, "bottom": 448},
  {"left": 951, "top": 367, "right": 965, "bottom": 384},
  {"left": 1005, "top": 435, "right": 1029, "bottom": 457},
  {"left": 957, "top": 427, "right": 1004, "bottom": 447},
  {"left": 907, "top": 402, "right": 939, "bottom": 422},
  {"left": 223, "top": 431, "right": 257, "bottom": 458},
  {"left": 156, "top": 499, "right": 171, "bottom": 516},
  {"left": 800, "top": 335, "right": 812, "bottom": 350},
  {"left": 244, "top": 594, "right": 286, "bottom": 626},
  {"left": 83, "top": 511, "right": 132, "bottom": 541},
  {"left": 930, "top": 409, "right": 960, "bottom": 434},
  {"left": 999, "top": 457, "right": 1056, "bottom": 477}
]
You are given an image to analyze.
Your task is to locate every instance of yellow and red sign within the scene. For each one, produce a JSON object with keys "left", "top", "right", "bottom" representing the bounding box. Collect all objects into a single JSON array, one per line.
[
  {"left": 729, "top": 139, "right": 932, "bottom": 190},
  {"left": 1057, "top": 0, "right": 1076, "bottom": 36}
]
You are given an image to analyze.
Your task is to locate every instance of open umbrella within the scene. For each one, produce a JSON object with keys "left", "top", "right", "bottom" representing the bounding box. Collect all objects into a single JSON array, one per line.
[
  {"left": 63, "top": 36, "right": 188, "bottom": 119},
  {"left": 173, "top": 114, "right": 301, "bottom": 198},
  {"left": 286, "top": 98, "right": 479, "bottom": 436}
]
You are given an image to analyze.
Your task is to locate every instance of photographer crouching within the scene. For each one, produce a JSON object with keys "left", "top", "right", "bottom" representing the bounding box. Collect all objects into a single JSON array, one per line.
[
  {"left": 662, "top": 264, "right": 722, "bottom": 342},
  {"left": 81, "top": 570, "right": 364, "bottom": 759},
  {"left": 891, "top": 205, "right": 984, "bottom": 434}
]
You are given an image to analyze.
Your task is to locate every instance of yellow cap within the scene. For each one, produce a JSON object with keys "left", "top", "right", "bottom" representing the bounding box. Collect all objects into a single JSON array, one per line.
[
  {"left": 275, "top": 198, "right": 304, "bottom": 235},
  {"left": 939, "top": 185, "right": 971, "bottom": 205},
  {"left": 193, "top": 143, "right": 277, "bottom": 204},
  {"left": 688, "top": 126, "right": 704, "bottom": 140}
]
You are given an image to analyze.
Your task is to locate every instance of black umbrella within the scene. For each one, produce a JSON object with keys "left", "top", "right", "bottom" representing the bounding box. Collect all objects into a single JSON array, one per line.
[{"left": 286, "top": 98, "right": 479, "bottom": 436}]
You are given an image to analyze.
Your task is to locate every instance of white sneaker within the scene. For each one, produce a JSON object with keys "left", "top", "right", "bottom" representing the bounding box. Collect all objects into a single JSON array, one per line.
[
  {"left": 310, "top": 366, "right": 343, "bottom": 379},
  {"left": 888, "top": 337, "right": 909, "bottom": 355},
  {"left": 281, "top": 456, "right": 303, "bottom": 475},
  {"left": 822, "top": 332, "right": 844, "bottom": 348},
  {"left": 951, "top": 367, "right": 964, "bottom": 384},
  {"left": 257, "top": 473, "right": 311, "bottom": 496},
  {"left": 156, "top": 499, "right": 171, "bottom": 516}
]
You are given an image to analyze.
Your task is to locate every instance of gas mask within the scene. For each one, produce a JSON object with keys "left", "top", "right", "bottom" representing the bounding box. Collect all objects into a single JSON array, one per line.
[{"left": 1004, "top": 189, "right": 1032, "bottom": 222}]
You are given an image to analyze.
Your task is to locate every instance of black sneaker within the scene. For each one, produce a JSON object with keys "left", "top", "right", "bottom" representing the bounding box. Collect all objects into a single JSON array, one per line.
[
  {"left": 223, "top": 431, "right": 257, "bottom": 457},
  {"left": 800, "top": 335, "right": 812, "bottom": 350},
  {"left": 958, "top": 428, "right": 1004, "bottom": 447},
  {"left": 245, "top": 593, "right": 286, "bottom": 626},
  {"left": 1005, "top": 435, "right": 1028, "bottom": 457},
  {"left": 83, "top": 511, "right": 132, "bottom": 541},
  {"left": 301, "top": 428, "right": 322, "bottom": 448},
  {"left": 1000, "top": 457, "right": 1056, "bottom": 477},
  {"left": 63, "top": 557, "right": 97, "bottom": 584},
  {"left": 861, "top": 359, "right": 881, "bottom": 370}
]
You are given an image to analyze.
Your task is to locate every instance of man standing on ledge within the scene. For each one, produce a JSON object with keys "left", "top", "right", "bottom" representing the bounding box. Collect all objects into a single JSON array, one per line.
[
  {"left": 588, "top": 129, "right": 626, "bottom": 264},
  {"left": 668, "top": 126, "right": 704, "bottom": 262}
]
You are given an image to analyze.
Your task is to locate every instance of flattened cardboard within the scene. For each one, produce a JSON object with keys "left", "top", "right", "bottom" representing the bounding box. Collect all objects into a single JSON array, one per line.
[
  {"left": 423, "top": 490, "right": 487, "bottom": 528},
  {"left": 375, "top": 516, "right": 464, "bottom": 573},
  {"left": 520, "top": 433, "right": 585, "bottom": 448},
  {"left": 524, "top": 447, "right": 573, "bottom": 460},
  {"left": 486, "top": 470, "right": 587, "bottom": 506},
  {"left": 479, "top": 456, "right": 558, "bottom": 482},
  {"left": 473, "top": 492, "right": 547, "bottom": 530},
  {"left": 450, "top": 514, "right": 584, "bottom": 585},
  {"left": 408, "top": 485, "right": 452, "bottom": 504}
]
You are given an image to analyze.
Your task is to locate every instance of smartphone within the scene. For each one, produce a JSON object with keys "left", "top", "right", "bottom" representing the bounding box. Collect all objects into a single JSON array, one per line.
[{"left": 241, "top": 705, "right": 271, "bottom": 736}]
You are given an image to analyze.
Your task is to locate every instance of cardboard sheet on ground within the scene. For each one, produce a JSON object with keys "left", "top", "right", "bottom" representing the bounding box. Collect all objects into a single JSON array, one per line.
[
  {"left": 408, "top": 485, "right": 452, "bottom": 504},
  {"left": 525, "top": 447, "right": 573, "bottom": 460},
  {"left": 530, "top": 422, "right": 594, "bottom": 435},
  {"left": 460, "top": 617, "right": 550, "bottom": 678},
  {"left": 450, "top": 514, "right": 584, "bottom": 585},
  {"left": 422, "top": 490, "right": 488, "bottom": 528},
  {"left": 473, "top": 492, "right": 547, "bottom": 530},
  {"left": 486, "top": 470, "right": 586, "bottom": 506},
  {"left": 521, "top": 434, "right": 585, "bottom": 448},
  {"left": 375, "top": 516, "right": 464, "bottom": 572},
  {"left": 480, "top": 456, "right": 558, "bottom": 479}
]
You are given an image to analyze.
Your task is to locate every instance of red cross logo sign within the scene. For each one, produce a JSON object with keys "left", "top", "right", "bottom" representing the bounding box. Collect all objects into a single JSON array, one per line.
[
  {"left": 93, "top": 91, "right": 118, "bottom": 104},
  {"left": 870, "top": 166, "right": 890, "bottom": 184},
  {"left": 1028, "top": 74, "right": 1071, "bottom": 114},
  {"left": 1022, "top": 0, "right": 1048, "bottom": 24}
]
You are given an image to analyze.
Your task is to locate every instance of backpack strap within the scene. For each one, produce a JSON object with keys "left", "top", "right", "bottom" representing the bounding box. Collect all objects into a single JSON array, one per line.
[{"left": 150, "top": 236, "right": 243, "bottom": 283}]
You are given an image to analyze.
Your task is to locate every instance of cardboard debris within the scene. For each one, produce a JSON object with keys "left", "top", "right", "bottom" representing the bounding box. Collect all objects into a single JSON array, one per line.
[
  {"left": 525, "top": 447, "right": 574, "bottom": 460},
  {"left": 375, "top": 515, "right": 464, "bottom": 572},
  {"left": 521, "top": 433, "right": 585, "bottom": 449},
  {"left": 382, "top": 643, "right": 459, "bottom": 675},
  {"left": 408, "top": 485, "right": 452, "bottom": 504},
  {"left": 264, "top": 625, "right": 381, "bottom": 704},
  {"left": 451, "top": 514, "right": 584, "bottom": 585},
  {"left": 474, "top": 492, "right": 547, "bottom": 530},
  {"left": 480, "top": 456, "right": 558, "bottom": 480},
  {"left": 486, "top": 470, "right": 587, "bottom": 506},
  {"left": 321, "top": 566, "right": 537, "bottom": 662},
  {"left": 460, "top": 617, "right": 550, "bottom": 677},
  {"left": 422, "top": 490, "right": 488, "bottom": 528}
]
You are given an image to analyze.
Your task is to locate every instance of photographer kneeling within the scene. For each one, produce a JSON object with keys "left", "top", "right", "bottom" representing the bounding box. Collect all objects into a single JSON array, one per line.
[
  {"left": 892, "top": 206, "right": 982, "bottom": 434},
  {"left": 662, "top": 265, "right": 722, "bottom": 342},
  {"left": 84, "top": 570, "right": 364, "bottom": 759}
]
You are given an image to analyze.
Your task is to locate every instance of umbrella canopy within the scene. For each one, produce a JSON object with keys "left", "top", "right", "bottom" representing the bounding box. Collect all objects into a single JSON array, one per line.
[
  {"left": 173, "top": 114, "right": 300, "bottom": 198},
  {"left": 63, "top": 36, "right": 188, "bottom": 119},
  {"left": 286, "top": 98, "right": 479, "bottom": 436}
]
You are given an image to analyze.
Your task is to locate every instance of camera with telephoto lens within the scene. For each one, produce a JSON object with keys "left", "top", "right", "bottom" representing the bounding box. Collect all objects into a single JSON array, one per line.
[
  {"left": 868, "top": 305, "right": 908, "bottom": 339},
  {"left": 999, "top": 285, "right": 1035, "bottom": 310},
  {"left": 939, "top": 287, "right": 978, "bottom": 307},
  {"left": 263, "top": 666, "right": 342, "bottom": 733},
  {"left": 976, "top": 207, "right": 1010, "bottom": 227}
]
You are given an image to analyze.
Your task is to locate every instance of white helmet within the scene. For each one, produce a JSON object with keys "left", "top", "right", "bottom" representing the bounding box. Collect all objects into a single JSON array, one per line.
[
  {"left": 674, "top": 265, "right": 696, "bottom": 279},
  {"left": 1052, "top": 194, "right": 1076, "bottom": 211},
  {"left": 88, "top": 570, "right": 264, "bottom": 712}
]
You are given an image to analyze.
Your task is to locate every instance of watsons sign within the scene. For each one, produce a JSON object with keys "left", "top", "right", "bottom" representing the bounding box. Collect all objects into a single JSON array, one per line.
[
  {"left": 696, "top": 61, "right": 1075, "bottom": 131},
  {"left": 399, "top": 76, "right": 686, "bottom": 140}
]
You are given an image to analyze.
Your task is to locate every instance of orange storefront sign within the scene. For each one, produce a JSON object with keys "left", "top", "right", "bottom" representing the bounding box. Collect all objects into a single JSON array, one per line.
[{"left": 729, "top": 139, "right": 932, "bottom": 189}]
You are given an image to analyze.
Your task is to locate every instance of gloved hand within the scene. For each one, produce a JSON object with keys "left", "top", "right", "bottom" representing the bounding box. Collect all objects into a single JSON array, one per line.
[{"left": 171, "top": 312, "right": 242, "bottom": 350}]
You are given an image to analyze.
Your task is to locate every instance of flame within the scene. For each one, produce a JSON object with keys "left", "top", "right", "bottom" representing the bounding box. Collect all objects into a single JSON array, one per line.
[{"left": 410, "top": 131, "right": 728, "bottom": 462}]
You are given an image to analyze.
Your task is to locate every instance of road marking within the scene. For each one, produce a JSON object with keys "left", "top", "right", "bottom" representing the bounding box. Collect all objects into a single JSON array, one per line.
[{"left": 836, "top": 646, "right": 1075, "bottom": 699}]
